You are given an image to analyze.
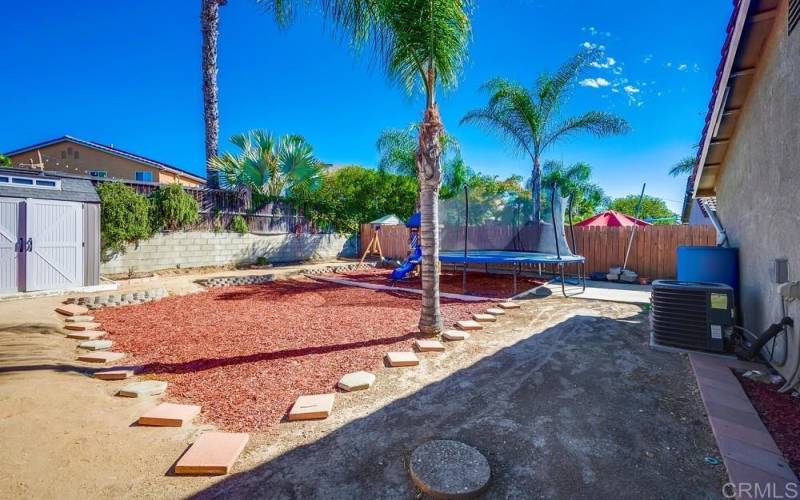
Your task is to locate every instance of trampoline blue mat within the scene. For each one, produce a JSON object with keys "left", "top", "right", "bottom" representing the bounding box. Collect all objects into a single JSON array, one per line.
[{"left": 439, "top": 250, "right": 585, "bottom": 264}]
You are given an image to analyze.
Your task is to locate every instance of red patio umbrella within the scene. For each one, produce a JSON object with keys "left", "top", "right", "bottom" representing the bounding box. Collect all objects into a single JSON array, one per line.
[{"left": 576, "top": 210, "right": 651, "bottom": 227}]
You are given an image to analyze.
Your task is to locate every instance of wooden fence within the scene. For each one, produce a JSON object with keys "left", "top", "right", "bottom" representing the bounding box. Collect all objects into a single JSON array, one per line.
[{"left": 360, "top": 224, "right": 717, "bottom": 279}]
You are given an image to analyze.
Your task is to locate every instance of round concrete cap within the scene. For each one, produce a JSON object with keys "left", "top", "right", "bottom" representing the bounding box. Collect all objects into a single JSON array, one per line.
[{"left": 409, "top": 440, "right": 490, "bottom": 499}]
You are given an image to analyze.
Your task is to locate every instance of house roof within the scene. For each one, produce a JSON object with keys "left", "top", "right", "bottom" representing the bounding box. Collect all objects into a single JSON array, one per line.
[
  {"left": 0, "top": 167, "right": 100, "bottom": 204},
  {"left": 4, "top": 135, "right": 206, "bottom": 184},
  {"left": 684, "top": 0, "right": 780, "bottom": 221},
  {"left": 576, "top": 210, "right": 651, "bottom": 228}
]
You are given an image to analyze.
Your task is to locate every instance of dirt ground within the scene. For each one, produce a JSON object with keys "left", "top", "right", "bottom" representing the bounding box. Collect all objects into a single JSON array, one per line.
[{"left": 0, "top": 267, "right": 726, "bottom": 499}]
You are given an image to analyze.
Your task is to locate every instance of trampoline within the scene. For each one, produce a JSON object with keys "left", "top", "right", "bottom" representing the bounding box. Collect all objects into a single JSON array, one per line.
[{"left": 437, "top": 183, "right": 586, "bottom": 297}]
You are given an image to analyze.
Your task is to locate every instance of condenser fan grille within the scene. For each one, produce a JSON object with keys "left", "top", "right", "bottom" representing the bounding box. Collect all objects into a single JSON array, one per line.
[{"left": 651, "top": 281, "right": 732, "bottom": 352}]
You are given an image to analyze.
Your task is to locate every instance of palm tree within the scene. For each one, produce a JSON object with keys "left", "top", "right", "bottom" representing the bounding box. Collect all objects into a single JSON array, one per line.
[
  {"left": 540, "top": 160, "right": 607, "bottom": 220},
  {"left": 381, "top": 1, "right": 472, "bottom": 335},
  {"left": 461, "top": 52, "right": 630, "bottom": 222},
  {"left": 331, "top": 0, "right": 471, "bottom": 334},
  {"left": 669, "top": 155, "right": 696, "bottom": 177},
  {"left": 200, "top": 0, "right": 226, "bottom": 189},
  {"left": 377, "top": 125, "right": 466, "bottom": 202},
  {"left": 210, "top": 130, "right": 322, "bottom": 206},
  {"left": 202, "top": 1, "right": 294, "bottom": 189}
]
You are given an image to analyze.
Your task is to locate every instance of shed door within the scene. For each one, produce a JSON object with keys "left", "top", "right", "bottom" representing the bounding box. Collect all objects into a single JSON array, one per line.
[
  {"left": 24, "top": 199, "right": 83, "bottom": 292},
  {"left": 0, "top": 198, "right": 23, "bottom": 293}
]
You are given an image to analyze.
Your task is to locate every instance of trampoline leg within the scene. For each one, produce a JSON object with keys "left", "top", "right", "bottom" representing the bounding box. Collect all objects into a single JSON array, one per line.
[
  {"left": 581, "top": 262, "right": 586, "bottom": 293},
  {"left": 560, "top": 265, "right": 567, "bottom": 297},
  {"left": 513, "top": 267, "right": 517, "bottom": 295}
]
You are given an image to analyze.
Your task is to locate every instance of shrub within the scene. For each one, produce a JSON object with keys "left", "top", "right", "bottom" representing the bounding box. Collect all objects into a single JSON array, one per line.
[
  {"left": 230, "top": 214, "right": 249, "bottom": 234},
  {"left": 149, "top": 183, "right": 200, "bottom": 231},
  {"left": 255, "top": 256, "right": 268, "bottom": 266},
  {"left": 97, "top": 182, "right": 151, "bottom": 257}
]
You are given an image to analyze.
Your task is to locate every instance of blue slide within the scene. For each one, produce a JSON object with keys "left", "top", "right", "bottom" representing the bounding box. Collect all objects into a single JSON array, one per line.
[{"left": 390, "top": 237, "right": 422, "bottom": 281}]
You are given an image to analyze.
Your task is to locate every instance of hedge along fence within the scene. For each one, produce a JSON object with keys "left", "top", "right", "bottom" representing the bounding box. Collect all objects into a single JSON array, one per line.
[{"left": 359, "top": 223, "right": 717, "bottom": 279}]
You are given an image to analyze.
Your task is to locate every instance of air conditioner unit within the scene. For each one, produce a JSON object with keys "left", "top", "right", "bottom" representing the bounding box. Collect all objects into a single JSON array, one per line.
[{"left": 650, "top": 280, "right": 735, "bottom": 353}]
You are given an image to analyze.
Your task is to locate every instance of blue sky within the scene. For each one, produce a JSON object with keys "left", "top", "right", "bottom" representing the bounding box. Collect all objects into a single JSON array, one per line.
[{"left": 1, "top": 0, "right": 732, "bottom": 213}]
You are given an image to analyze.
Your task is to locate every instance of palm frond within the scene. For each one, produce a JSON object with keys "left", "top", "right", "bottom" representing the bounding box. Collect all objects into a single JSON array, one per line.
[
  {"left": 543, "top": 111, "right": 630, "bottom": 149},
  {"left": 254, "top": 0, "right": 296, "bottom": 28},
  {"left": 669, "top": 155, "right": 696, "bottom": 177}
]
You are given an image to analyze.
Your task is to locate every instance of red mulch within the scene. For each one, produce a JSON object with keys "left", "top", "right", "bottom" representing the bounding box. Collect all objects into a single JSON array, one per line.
[
  {"left": 93, "top": 278, "right": 490, "bottom": 432},
  {"left": 738, "top": 376, "right": 800, "bottom": 474},
  {"left": 339, "top": 268, "right": 545, "bottom": 299}
]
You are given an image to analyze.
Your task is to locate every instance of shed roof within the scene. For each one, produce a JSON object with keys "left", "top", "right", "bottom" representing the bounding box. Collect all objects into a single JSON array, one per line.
[
  {"left": 0, "top": 168, "right": 100, "bottom": 203},
  {"left": 369, "top": 214, "right": 404, "bottom": 225}
]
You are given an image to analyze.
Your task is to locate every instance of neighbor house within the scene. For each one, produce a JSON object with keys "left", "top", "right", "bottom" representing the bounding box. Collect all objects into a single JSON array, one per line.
[
  {"left": 4, "top": 135, "right": 205, "bottom": 187},
  {"left": 685, "top": 0, "right": 798, "bottom": 384}
]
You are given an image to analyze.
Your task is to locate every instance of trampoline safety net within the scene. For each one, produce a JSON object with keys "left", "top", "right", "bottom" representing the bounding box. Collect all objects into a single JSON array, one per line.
[{"left": 438, "top": 184, "right": 578, "bottom": 258}]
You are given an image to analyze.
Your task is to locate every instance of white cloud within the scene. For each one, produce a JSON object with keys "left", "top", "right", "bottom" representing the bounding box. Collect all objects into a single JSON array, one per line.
[
  {"left": 693, "top": 63, "right": 701, "bottom": 72},
  {"left": 623, "top": 85, "right": 640, "bottom": 94},
  {"left": 579, "top": 77, "right": 611, "bottom": 88},
  {"left": 666, "top": 61, "right": 673, "bottom": 68},
  {"left": 590, "top": 57, "right": 616, "bottom": 69},
  {"left": 582, "top": 41, "right": 597, "bottom": 50},
  {"left": 643, "top": 54, "right": 653, "bottom": 64},
  {"left": 677, "top": 64, "right": 688, "bottom": 71}
]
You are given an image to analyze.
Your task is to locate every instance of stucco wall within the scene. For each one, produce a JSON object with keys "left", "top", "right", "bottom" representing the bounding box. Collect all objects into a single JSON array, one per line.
[
  {"left": 101, "top": 231, "right": 357, "bottom": 275},
  {"left": 715, "top": 6, "right": 799, "bottom": 379}
]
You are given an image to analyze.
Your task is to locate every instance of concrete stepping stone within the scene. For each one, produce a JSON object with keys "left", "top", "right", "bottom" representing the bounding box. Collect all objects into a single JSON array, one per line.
[
  {"left": 455, "top": 320, "right": 483, "bottom": 331},
  {"left": 497, "top": 302, "right": 520, "bottom": 309},
  {"left": 66, "top": 330, "right": 106, "bottom": 340},
  {"left": 65, "top": 315, "right": 95, "bottom": 323},
  {"left": 386, "top": 351, "right": 419, "bottom": 367},
  {"left": 65, "top": 322, "right": 101, "bottom": 331},
  {"left": 77, "top": 351, "right": 125, "bottom": 363},
  {"left": 78, "top": 339, "right": 113, "bottom": 351},
  {"left": 337, "top": 371, "right": 375, "bottom": 392},
  {"left": 174, "top": 432, "right": 249, "bottom": 475},
  {"left": 138, "top": 402, "right": 201, "bottom": 427},
  {"left": 288, "top": 394, "right": 335, "bottom": 421},
  {"left": 485, "top": 308, "right": 505, "bottom": 316},
  {"left": 94, "top": 369, "right": 134, "bottom": 381},
  {"left": 471, "top": 313, "right": 496, "bottom": 323},
  {"left": 443, "top": 330, "right": 470, "bottom": 341},
  {"left": 415, "top": 339, "right": 445, "bottom": 352},
  {"left": 117, "top": 380, "right": 168, "bottom": 398},
  {"left": 56, "top": 304, "right": 89, "bottom": 316},
  {"left": 410, "top": 440, "right": 491, "bottom": 499}
]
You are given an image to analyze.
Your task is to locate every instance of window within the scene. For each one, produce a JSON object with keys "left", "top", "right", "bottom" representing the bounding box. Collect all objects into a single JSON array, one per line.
[
  {"left": 89, "top": 171, "right": 107, "bottom": 178},
  {"left": 61, "top": 151, "right": 67, "bottom": 159},
  {"left": 0, "top": 175, "right": 60, "bottom": 190},
  {"left": 135, "top": 171, "right": 154, "bottom": 182},
  {"left": 73, "top": 150, "right": 79, "bottom": 159}
]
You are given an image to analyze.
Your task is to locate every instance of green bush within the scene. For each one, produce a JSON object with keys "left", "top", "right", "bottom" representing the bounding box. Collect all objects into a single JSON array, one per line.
[
  {"left": 230, "top": 214, "right": 249, "bottom": 234},
  {"left": 255, "top": 256, "right": 268, "bottom": 266},
  {"left": 149, "top": 183, "right": 200, "bottom": 231},
  {"left": 97, "top": 182, "right": 151, "bottom": 257}
]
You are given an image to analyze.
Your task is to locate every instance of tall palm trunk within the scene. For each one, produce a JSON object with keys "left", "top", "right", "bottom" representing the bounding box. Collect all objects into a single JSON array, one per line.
[
  {"left": 531, "top": 155, "right": 542, "bottom": 221},
  {"left": 201, "top": 0, "right": 224, "bottom": 189},
  {"left": 417, "top": 105, "right": 444, "bottom": 335}
]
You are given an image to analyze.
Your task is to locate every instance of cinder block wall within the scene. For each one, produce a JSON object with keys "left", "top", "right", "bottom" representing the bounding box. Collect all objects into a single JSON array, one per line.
[{"left": 101, "top": 231, "right": 357, "bottom": 274}]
